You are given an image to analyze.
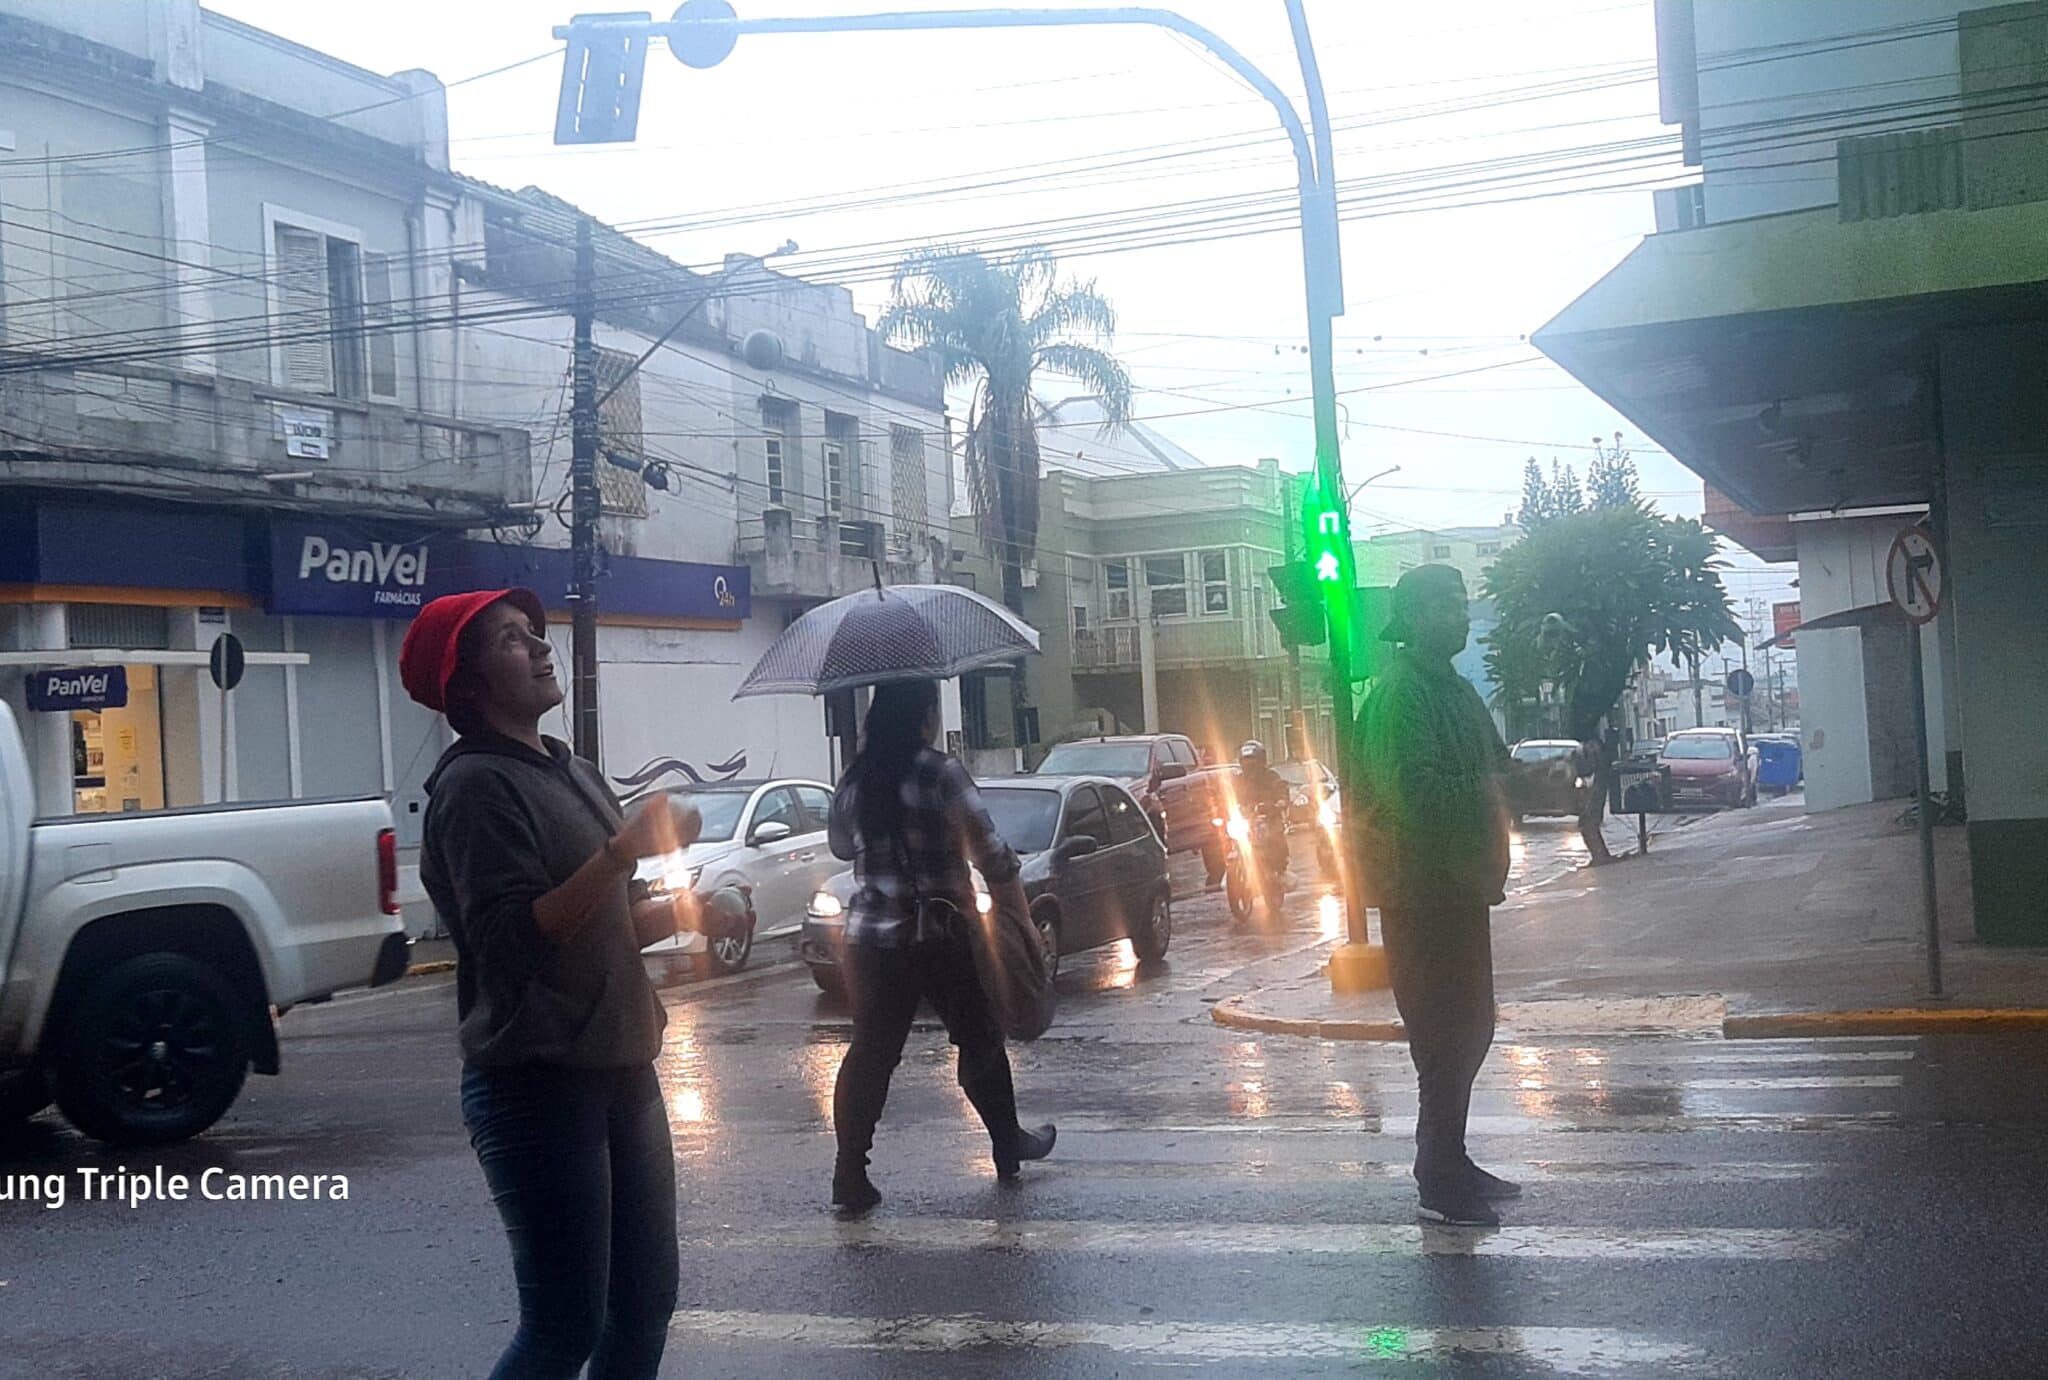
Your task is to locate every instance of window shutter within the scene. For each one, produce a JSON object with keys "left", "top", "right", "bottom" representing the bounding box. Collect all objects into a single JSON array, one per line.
[
  {"left": 364, "top": 251, "right": 399, "bottom": 398},
  {"left": 273, "top": 225, "right": 333, "bottom": 393}
]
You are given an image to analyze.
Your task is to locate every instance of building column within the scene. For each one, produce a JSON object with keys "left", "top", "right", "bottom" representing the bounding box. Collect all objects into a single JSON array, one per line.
[
  {"left": 27, "top": 606, "right": 73, "bottom": 818},
  {"left": 159, "top": 109, "right": 216, "bottom": 378},
  {"left": 1136, "top": 579, "right": 1159, "bottom": 733}
]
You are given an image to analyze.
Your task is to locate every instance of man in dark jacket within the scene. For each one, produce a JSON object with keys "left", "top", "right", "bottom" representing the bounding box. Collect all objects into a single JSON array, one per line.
[{"left": 1352, "top": 564, "right": 1516, "bottom": 1226}]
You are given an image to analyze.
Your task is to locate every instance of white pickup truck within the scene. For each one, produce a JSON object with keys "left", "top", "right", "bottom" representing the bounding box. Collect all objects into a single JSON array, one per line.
[{"left": 0, "top": 701, "right": 409, "bottom": 1145}]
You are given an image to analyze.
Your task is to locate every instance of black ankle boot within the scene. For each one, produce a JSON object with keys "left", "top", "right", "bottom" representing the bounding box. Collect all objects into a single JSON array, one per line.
[
  {"left": 832, "top": 1165, "right": 881, "bottom": 1215},
  {"left": 995, "top": 1123, "right": 1057, "bottom": 1180}
]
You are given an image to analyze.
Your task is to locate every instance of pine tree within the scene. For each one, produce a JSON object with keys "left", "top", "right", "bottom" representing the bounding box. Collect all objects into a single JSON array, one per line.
[
  {"left": 1587, "top": 433, "right": 1644, "bottom": 511},
  {"left": 1517, "top": 457, "right": 1555, "bottom": 529},
  {"left": 1549, "top": 459, "right": 1585, "bottom": 516}
]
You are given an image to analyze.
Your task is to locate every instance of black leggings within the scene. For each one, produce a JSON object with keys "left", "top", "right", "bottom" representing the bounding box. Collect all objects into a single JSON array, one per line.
[
  {"left": 833, "top": 933, "right": 1022, "bottom": 1171},
  {"left": 461, "top": 1061, "right": 679, "bottom": 1379}
]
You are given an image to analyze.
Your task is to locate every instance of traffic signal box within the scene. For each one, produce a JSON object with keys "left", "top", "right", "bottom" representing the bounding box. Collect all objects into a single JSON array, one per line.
[{"left": 1268, "top": 476, "right": 1391, "bottom": 682}]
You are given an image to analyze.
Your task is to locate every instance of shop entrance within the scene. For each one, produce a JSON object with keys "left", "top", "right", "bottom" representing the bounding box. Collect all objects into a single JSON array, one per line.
[{"left": 68, "top": 664, "right": 166, "bottom": 814}]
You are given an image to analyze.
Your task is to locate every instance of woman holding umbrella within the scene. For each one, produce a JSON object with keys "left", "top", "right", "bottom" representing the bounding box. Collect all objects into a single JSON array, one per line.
[{"left": 826, "top": 678, "right": 1056, "bottom": 1214}]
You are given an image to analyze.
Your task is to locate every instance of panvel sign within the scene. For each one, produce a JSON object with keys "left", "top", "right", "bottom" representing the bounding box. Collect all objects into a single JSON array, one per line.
[
  {"left": 29, "top": 666, "right": 128, "bottom": 712},
  {"left": 269, "top": 524, "right": 449, "bottom": 617}
]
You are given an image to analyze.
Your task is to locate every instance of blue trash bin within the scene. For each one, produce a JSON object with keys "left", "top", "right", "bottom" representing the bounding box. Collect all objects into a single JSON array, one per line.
[{"left": 1756, "top": 738, "right": 1801, "bottom": 794}]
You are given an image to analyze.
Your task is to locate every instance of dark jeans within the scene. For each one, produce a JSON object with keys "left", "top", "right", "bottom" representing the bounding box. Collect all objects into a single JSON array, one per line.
[
  {"left": 1380, "top": 905, "right": 1497, "bottom": 1194},
  {"left": 460, "top": 1062, "right": 679, "bottom": 1380},
  {"left": 833, "top": 931, "right": 1022, "bottom": 1171}
]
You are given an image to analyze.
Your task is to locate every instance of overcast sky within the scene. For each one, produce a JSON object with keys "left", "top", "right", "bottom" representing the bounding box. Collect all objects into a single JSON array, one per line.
[{"left": 212, "top": 0, "right": 1799, "bottom": 644}]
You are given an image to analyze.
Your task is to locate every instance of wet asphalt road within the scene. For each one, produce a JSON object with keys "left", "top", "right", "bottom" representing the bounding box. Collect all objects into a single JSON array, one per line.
[{"left": 5, "top": 828, "right": 2048, "bottom": 1378}]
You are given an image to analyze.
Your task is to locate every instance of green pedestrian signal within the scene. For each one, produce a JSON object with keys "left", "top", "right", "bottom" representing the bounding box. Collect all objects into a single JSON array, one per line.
[{"left": 1315, "top": 549, "right": 1341, "bottom": 583}]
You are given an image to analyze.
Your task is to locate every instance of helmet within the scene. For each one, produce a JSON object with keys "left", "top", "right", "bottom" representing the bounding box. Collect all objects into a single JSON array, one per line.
[{"left": 1238, "top": 740, "right": 1268, "bottom": 770}]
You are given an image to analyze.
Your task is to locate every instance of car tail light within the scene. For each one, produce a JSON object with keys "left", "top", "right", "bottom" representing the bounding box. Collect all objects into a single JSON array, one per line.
[{"left": 376, "top": 828, "right": 401, "bottom": 916}]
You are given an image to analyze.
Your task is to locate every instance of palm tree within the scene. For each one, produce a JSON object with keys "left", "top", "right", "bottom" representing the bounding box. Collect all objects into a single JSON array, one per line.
[{"left": 880, "top": 245, "right": 1133, "bottom": 616}]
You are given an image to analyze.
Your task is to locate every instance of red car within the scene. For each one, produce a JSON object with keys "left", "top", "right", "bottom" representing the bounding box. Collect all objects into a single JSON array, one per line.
[{"left": 1658, "top": 729, "right": 1757, "bottom": 810}]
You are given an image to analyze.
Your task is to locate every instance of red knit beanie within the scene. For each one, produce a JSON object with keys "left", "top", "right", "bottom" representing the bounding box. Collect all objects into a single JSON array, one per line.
[{"left": 398, "top": 588, "right": 547, "bottom": 714}]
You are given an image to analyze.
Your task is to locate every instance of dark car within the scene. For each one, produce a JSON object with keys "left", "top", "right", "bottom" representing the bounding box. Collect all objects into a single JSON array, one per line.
[
  {"left": 1659, "top": 729, "right": 1757, "bottom": 810},
  {"left": 1506, "top": 739, "right": 1587, "bottom": 823},
  {"left": 800, "top": 775, "right": 1172, "bottom": 995},
  {"left": 1274, "top": 758, "right": 1339, "bottom": 828},
  {"left": 1033, "top": 734, "right": 1218, "bottom": 854}
]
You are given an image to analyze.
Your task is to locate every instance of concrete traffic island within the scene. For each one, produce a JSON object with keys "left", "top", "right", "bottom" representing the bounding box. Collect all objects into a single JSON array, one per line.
[{"left": 1217, "top": 797, "right": 2048, "bottom": 1041}]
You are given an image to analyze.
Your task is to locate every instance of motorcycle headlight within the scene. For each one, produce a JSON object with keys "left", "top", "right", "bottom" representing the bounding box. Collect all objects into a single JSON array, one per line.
[
  {"left": 1226, "top": 813, "right": 1251, "bottom": 843},
  {"left": 1292, "top": 790, "right": 1309, "bottom": 809},
  {"left": 807, "top": 890, "right": 844, "bottom": 920},
  {"left": 1317, "top": 798, "right": 1339, "bottom": 830}
]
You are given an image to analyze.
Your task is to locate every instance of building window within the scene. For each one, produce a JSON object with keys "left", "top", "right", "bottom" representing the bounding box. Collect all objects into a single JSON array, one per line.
[
  {"left": 890, "top": 425, "right": 930, "bottom": 554},
  {"left": 1200, "top": 550, "right": 1230, "bottom": 614},
  {"left": 824, "top": 411, "right": 859, "bottom": 514},
  {"left": 1430, "top": 543, "right": 1453, "bottom": 560},
  {"left": 1476, "top": 540, "right": 1501, "bottom": 557},
  {"left": 760, "top": 397, "right": 796, "bottom": 507},
  {"left": 1104, "top": 559, "right": 1132, "bottom": 620},
  {"left": 594, "top": 346, "right": 648, "bottom": 517},
  {"left": 270, "top": 218, "right": 396, "bottom": 402},
  {"left": 1145, "top": 554, "right": 1189, "bottom": 617},
  {"left": 1071, "top": 604, "right": 1089, "bottom": 636},
  {"left": 824, "top": 442, "right": 846, "bottom": 512}
]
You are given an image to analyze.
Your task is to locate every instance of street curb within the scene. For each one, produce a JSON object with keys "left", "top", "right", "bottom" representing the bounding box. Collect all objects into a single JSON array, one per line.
[
  {"left": 1211, "top": 996, "right": 1404, "bottom": 1042},
  {"left": 1725, "top": 1008, "right": 2048, "bottom": 1038},
  {"left": 1217, "top": 994, "right": 2048, "bottom": 1043}
]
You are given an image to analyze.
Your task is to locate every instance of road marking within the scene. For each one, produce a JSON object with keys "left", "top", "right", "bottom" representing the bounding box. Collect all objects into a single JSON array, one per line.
[
  {"left": 668, "top": 1310, "right": 1715, "bottom": 1374},
  {"left": 1040, "top": 1111, "right": 1901, "bottom": 1136},
  {"left": 1046, "top": 1158, "right": 1831, "bottom": 1184},
  {"left": 1681, "top": 1076, "right": 1903, "bottom": 1091},
  {"left": 684, "top": 1218, "right": 1847, "bottom": 1261}
]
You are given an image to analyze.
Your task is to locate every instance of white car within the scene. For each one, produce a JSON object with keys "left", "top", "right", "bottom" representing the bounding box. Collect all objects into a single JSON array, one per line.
[{"left": 634, "top": 778, "right": 843, "bottom": 976}]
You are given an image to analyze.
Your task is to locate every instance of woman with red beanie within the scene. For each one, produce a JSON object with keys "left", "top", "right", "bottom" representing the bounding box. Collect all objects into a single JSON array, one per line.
[{"left": 400, "top": 588, "right": 723, "bottom": 1380}]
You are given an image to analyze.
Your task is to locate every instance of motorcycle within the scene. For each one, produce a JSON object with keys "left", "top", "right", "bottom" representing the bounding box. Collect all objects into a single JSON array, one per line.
[{"left": 1218, "top": 800, "right": 1290, "bottom": 922}]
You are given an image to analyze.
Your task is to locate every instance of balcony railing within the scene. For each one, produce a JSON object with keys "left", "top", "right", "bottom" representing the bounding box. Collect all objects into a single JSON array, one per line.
[
  {"left": 1072, "top": 614, "right": 1278, "bottom": 672},
  {"left": 737, "top": 507, "right": 935, "bottom": 598}
]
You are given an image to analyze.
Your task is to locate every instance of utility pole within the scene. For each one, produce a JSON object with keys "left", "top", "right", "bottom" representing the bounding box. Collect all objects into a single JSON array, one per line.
[{"left": 570, "top": 217, "right": 602, "bottom": 765}]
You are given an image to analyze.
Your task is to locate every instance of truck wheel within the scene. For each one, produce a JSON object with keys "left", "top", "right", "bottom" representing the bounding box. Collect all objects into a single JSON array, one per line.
[
  {"left": 53, "top": 953, "right": 250, "bottom": 1147},
  {"left": 1131, "top": 889, "right": 1172, "bottom": 963},
  {"left": 0, "top": 1068, "right": 51, "bottom": 1125}
]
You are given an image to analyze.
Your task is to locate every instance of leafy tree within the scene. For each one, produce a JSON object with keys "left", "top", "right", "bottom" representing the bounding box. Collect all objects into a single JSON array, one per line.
[
  {"left": 881, "top": 245, "right": 1132, "bottom": 617},
  {"left": 1482, "top": 503, "right": 1740, "bottom": 862},
  {"left": 1586, "top": 433, "right": 1643, "bottom": 511}
]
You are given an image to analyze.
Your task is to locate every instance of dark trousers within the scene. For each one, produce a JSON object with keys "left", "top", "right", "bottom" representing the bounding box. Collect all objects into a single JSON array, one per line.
[
  {"left": 833, "top": 932, "right": 1022, "bottom": 1171},
  {"left": 1380, "top": 905, "right": 1497, "bottom": 1193},
  {"left": 461, "top": 1062, "right": 679, "bottom": 1380}
]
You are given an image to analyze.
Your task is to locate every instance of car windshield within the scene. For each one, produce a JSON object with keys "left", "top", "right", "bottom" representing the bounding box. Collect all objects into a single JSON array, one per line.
[
  {"left": 1661, "top": 736, "right": 1734, "bottom": 761},
  {"left": 980, "top": 787, "right": 1063, "bottom": 854},
  {"left": 1512, "top": 743, "right": 1577, "bottom": 762},
  {"left": 1036, "top": 742, "right": 1153, "bottom": 777},
  {"left": 1274, "top": 762, "right": 1319, "bottom": 786},
  {"left": 670, "top": 787, "right": 752, "bottom": 842}
]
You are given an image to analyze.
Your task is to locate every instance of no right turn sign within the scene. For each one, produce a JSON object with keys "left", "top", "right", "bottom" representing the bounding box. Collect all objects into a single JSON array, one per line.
[{"left": 1885, "top": 526, "right": 1943, "bottom": 625}]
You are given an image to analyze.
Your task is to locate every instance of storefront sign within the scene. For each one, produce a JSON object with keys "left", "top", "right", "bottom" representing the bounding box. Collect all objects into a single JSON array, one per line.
[
  {"left": 270, "top": 524, "right": 443, "bottom": 617},
  {"left": 29, "top": 666, "right": 128, "bottom": 712}
]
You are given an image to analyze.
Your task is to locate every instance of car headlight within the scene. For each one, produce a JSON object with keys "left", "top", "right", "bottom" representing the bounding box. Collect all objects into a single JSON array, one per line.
[
  {"left": 1225, "top": 812, "right": 1251, "bottom": 843},
  {"left": 651, "top": 850, "right": 700, "bottom": 895},
  {"left": 807, "top": 890, "right": 844, "bottom": 920},
  {"left": 1317, "top": 798, "right": 1339, "bottom": 830}
]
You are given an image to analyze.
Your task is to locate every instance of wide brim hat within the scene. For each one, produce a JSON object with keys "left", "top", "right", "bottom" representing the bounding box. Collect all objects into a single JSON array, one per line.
[{"left": 1378, "top": 563, "right": 1467, "bottom": 643}]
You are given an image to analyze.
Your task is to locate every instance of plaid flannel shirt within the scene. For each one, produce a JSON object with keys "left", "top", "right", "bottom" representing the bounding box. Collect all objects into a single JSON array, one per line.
[{"left": 827, "top": 749, "right": 1021, "bottom": 948}]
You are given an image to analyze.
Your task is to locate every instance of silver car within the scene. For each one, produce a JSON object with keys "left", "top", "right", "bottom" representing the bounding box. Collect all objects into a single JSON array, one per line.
[{"left": 635, "top": 778, "right": 843, "bottom": 976}]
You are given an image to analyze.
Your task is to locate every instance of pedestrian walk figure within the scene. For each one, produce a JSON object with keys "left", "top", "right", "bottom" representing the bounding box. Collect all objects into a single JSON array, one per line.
[{"left": 1350, "top": 564, "right": 1522, "bottom": 1226}]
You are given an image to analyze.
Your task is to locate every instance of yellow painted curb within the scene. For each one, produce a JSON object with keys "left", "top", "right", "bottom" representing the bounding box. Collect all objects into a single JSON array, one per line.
[
  {"left": 406, "top": 960, "right": 458, "bottom": 977},
  {"left": 1725, "top": 1008, "right": 2048, "bottom": 1038}
]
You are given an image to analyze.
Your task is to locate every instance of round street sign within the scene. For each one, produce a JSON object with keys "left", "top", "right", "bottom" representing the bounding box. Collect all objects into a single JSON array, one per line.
[
  {"left": 209, "top": 632, "right": 246, "bottom": 692},
  {"left": 1725, "top": 667, "right": 1755, "bottom": 699},
  {"left": 1885, "top": 525, "right": 1944, "bottom": 625},
  {"left": 669, "top": 0, "right": 739, "bottom": 69}
]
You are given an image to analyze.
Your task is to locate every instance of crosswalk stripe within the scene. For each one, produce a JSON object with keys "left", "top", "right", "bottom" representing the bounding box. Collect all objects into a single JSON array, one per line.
[
  {"left": 1681, "top": 1075, "right": 1903, "bottom": 1090},
  {"left": 668, "top": 1309, "right": 1710, "bottom": 1373},
  {"left": 1035, "top": 1111, "right": 1900, "bottom": 1135},
  {"left": 1042, "top": 1157, "right": 1831, "bottom": 1184},
  {"left": 684, "top": 1217, "right": 1848, "bottom": 1260}
]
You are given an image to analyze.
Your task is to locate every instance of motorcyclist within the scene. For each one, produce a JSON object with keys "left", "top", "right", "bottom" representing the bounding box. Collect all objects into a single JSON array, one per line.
[{"left": 1232, "top": 740, "right": 1291, "bottom": 878}]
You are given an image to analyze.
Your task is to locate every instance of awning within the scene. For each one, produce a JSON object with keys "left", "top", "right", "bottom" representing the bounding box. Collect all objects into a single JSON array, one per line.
[
  {"left": 1535, "top": 199, "right": 2048, "bottom": 520},
  {"left": 0, "top": 650, "right": 310, "bottom": 668}
]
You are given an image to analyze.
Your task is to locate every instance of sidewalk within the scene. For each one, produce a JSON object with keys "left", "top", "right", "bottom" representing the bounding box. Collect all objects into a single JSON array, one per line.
[{"left": 1216, "top": 797, "right": 2048, "bottom": 1040}]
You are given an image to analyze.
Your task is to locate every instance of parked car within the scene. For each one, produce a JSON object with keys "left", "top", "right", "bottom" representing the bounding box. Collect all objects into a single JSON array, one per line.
[
  {"left": 801, "top": 775, "right": 1171, "bottom": 995},
  {"left": 1274, "top": 758, "right": 1339, "bottom": 828},
  {"left": 632, "top": 778, "right": 838, "bottom": 976},
  {"left": 1658, "top": 728, "right": 1757, "bottom": 810},
  {"left": 1506, "top": 739, "right": 1588, "bottom": 822},
  {"left": 0, "top": 702, "right": 408, "bottom": 1146},
  {"left": 1033, "top": 734, "right": 1219, "bottom": 854}
]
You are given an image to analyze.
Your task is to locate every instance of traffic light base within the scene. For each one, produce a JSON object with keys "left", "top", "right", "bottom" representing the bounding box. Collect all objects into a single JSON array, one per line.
[{"left": 1327, "top": 942, "right": 1391, "bottom": 994}]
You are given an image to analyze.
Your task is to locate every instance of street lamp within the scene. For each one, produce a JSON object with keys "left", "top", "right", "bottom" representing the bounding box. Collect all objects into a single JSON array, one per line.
[
  {"left": 1346, "top": 463, "right": 1401, "bottom": 505},
  {"left": 553, "top": 0, "right": 1369, "bottom": 938}
]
